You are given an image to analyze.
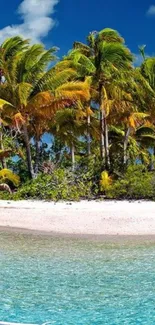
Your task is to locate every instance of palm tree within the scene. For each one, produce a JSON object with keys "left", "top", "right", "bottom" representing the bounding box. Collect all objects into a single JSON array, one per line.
[
  {"left": 113, "top": 111, "right": 149, "bottom": 165},
  {"left": 65, "top": 47, "right": 96, "bottom": 156},
  {"left": 51, "top": 107, "right": 87, "bottom": 171},
  {"left": 0, "top": 98, "right": 14, "bottom": 169},
  {"left": 0, "top": 38, "right": 58, "bottom": 178},
  {"left": 67, "top": 28, "right": 133, "bottom": 169},
  {"left": 0, "top": 37, "right": 90, "bottom": 178},
  {"left": 137, "top": 56, "right": 155, "bottom": 163},
  {"left": 90, "top": 29, "right": 133, "bottom": 169}
]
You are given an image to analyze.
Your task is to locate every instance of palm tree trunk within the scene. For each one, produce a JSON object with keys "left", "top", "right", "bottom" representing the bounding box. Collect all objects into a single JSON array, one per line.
[
  {"left": 0, "top": 117, "right": 7, "bottom": 169},
  {"left": 104, "top": 116, "right": 110, "bottom": 170},
  {"left": 100, "top": 110, "right": 105, "bottom": 159},
  {"left": 23, "top": 124, "right": 35, "bottom": 179},
  {"left": 123, "top": 127, "right": 131, "bottom": 165},
  {"left": 71, "top": 142, "right": 75, "bottom": 172},
  {"left": 87, "top": 114, "right": 91, "bottom": 156},
  {"left": 99, "top": 84, "right": 105, "bottom": 161},
  {"left": 34, "top": 137, "right": 40, "bottom": 175}
]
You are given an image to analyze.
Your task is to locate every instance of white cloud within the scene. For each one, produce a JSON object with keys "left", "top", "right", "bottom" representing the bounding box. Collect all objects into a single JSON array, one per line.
[
  {"left": 0, "top": 0, "right": 59, "bottom": 43},
  {"left": 147, "top": 5, "right": 155, "bottom": 16}
]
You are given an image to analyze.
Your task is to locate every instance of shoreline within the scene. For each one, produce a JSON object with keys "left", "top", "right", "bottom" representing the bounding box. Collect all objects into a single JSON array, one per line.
[
  {"left": 2, "top": 226, "right": 155, "bottom": 243},
  {"left": 0, "top": 200, "right": 155, "bottom": 239}
]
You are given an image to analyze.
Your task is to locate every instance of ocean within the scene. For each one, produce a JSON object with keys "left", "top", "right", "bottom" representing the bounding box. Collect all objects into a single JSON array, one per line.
[{"left": 0, "top": 231, "right": 155, "bottom": 324}]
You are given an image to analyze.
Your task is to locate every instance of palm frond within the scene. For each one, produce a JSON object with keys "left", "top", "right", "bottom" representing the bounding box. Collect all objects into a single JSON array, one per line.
[
  {"left": 99, "top": 42, "right": 133, "bottom": 70},
  {"left": 109, "top": 125, "right": 125, "bottom": 136},
  {"left": 55, "top": 81, "right": 90, "bottom": 101},
  {"left": 97, "top": 28, "right": 124, "bottom": 44},
  {"left": 0, "top": 98, "right": 13, "bottom": 109},
  {"left": 33, "top": 68, "right": 78, "bottom": 93},
  {"left": 0, "top": 169, "right": 20, "bottom": 187},
  {"left": 68, "top": 49, "right": 95, "bottom": 75},
  {"left": 16, "top": 82, "right": 32, "bottom": 106},
  {"left": 28, "top": 91, "right": 54, "bottom": 111},
  {"left": 73, "top": 42, "right": 91, "bottom": 56},
  {"left": 22, "top": 47, "right": 58, "bottom": 84},
  {"left": 0, "top": 149, "right": 12, "bottom": 159},
  {"left": 1, "top": 36, "right": 29, "bottom": 60}
]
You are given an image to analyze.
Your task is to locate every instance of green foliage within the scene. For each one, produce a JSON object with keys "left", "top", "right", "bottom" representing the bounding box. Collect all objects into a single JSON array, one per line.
[
  {"left": 0, "top": 191, "right": 14, "bottom": 200},
  {"left": 107, "top": 165, "right": 155, "bottom": 199},
  {"left": 1, "top": 164, "right": 155, "bottom": 201},
  {"left": 13, "top": 168, "right": 93, "bottom": 201}
]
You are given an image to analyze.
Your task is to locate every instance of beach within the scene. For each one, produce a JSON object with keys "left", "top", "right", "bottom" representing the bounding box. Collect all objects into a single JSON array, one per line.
[{"left": 0, "top": 200, "right": 155, "bottom": 237}]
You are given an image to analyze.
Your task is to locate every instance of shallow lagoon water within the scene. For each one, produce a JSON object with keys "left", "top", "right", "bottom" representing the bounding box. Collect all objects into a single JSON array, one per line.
[{"left": 0, "top": 232, "right": 155, "bottom": 324}]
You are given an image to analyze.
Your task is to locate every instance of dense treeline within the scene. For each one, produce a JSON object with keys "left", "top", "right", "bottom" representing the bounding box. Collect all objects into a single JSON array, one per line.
[{"left": 0, "top": 28, "right": 155, "bottom": 200}]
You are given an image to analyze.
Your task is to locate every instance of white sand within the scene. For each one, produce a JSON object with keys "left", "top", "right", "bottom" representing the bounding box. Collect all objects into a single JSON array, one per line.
[{"left": 0, "top": 200, "right": 155, "bottom": 236}]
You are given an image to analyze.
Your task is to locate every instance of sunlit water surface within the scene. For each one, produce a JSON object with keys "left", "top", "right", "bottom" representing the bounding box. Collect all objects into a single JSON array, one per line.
[{"left": 0, "top": 232, "right": 155, "bottom": 324}]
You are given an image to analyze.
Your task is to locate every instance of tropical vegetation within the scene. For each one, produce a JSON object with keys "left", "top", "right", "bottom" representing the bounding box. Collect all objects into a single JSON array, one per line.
[{"left": 1, "top": 29, "right": 155, "bottom": 200}]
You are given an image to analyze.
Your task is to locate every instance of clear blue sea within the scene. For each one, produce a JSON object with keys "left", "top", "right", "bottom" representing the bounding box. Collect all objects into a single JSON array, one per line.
[{"left": 0, "top": 232, "right": 155, "bottom": 325}]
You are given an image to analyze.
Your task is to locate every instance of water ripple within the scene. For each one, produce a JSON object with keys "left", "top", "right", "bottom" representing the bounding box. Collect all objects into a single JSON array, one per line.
[{"left": 0, "top": 233, "right": 155, "bottom": 324}]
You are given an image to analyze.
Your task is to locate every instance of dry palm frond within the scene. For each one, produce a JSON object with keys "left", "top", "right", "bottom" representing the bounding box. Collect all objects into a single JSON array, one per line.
[
  {"left": 0, "top": 149, "right": 12, "bottom": 159},
  {"left": 28, "top": 91, "right": 54, "bottom": 110},
  {"left": 13, "top": 112, "right": 25, "bottom": 131},
  {"left": 55, "top": 81, "right": 90, "bottom": 102}
]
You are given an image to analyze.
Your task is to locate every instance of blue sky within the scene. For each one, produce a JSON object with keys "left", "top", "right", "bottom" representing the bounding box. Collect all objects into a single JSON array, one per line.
[{"left": 0, "top": 0, "right": 155, "bottom": 62}]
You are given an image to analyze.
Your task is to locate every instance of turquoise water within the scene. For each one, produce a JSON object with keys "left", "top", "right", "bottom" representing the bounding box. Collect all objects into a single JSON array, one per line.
[{"left": 0, "top": 233, "right": 155, "bottom": 324}]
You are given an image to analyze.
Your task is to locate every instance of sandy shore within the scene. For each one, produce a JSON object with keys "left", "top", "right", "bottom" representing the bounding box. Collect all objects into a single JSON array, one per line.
[{"left": 0, "top": 200, "right": 155, "bottom": 236}]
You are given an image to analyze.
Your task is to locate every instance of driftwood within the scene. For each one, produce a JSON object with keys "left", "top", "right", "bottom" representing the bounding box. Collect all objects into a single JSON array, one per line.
[{"left": 0, "top": 183, "right": 12, "bottom": 193}]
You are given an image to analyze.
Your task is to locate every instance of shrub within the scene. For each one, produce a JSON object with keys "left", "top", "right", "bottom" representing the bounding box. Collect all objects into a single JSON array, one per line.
[
  {"left": 13, "top": 168, "right": 93, "bottom": 201},
  {"left": 107, "top": 165, "right": 155, "bottom": 199},
  {"left": 1, "top": 164, "right": 155, "bottom": 202}
]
